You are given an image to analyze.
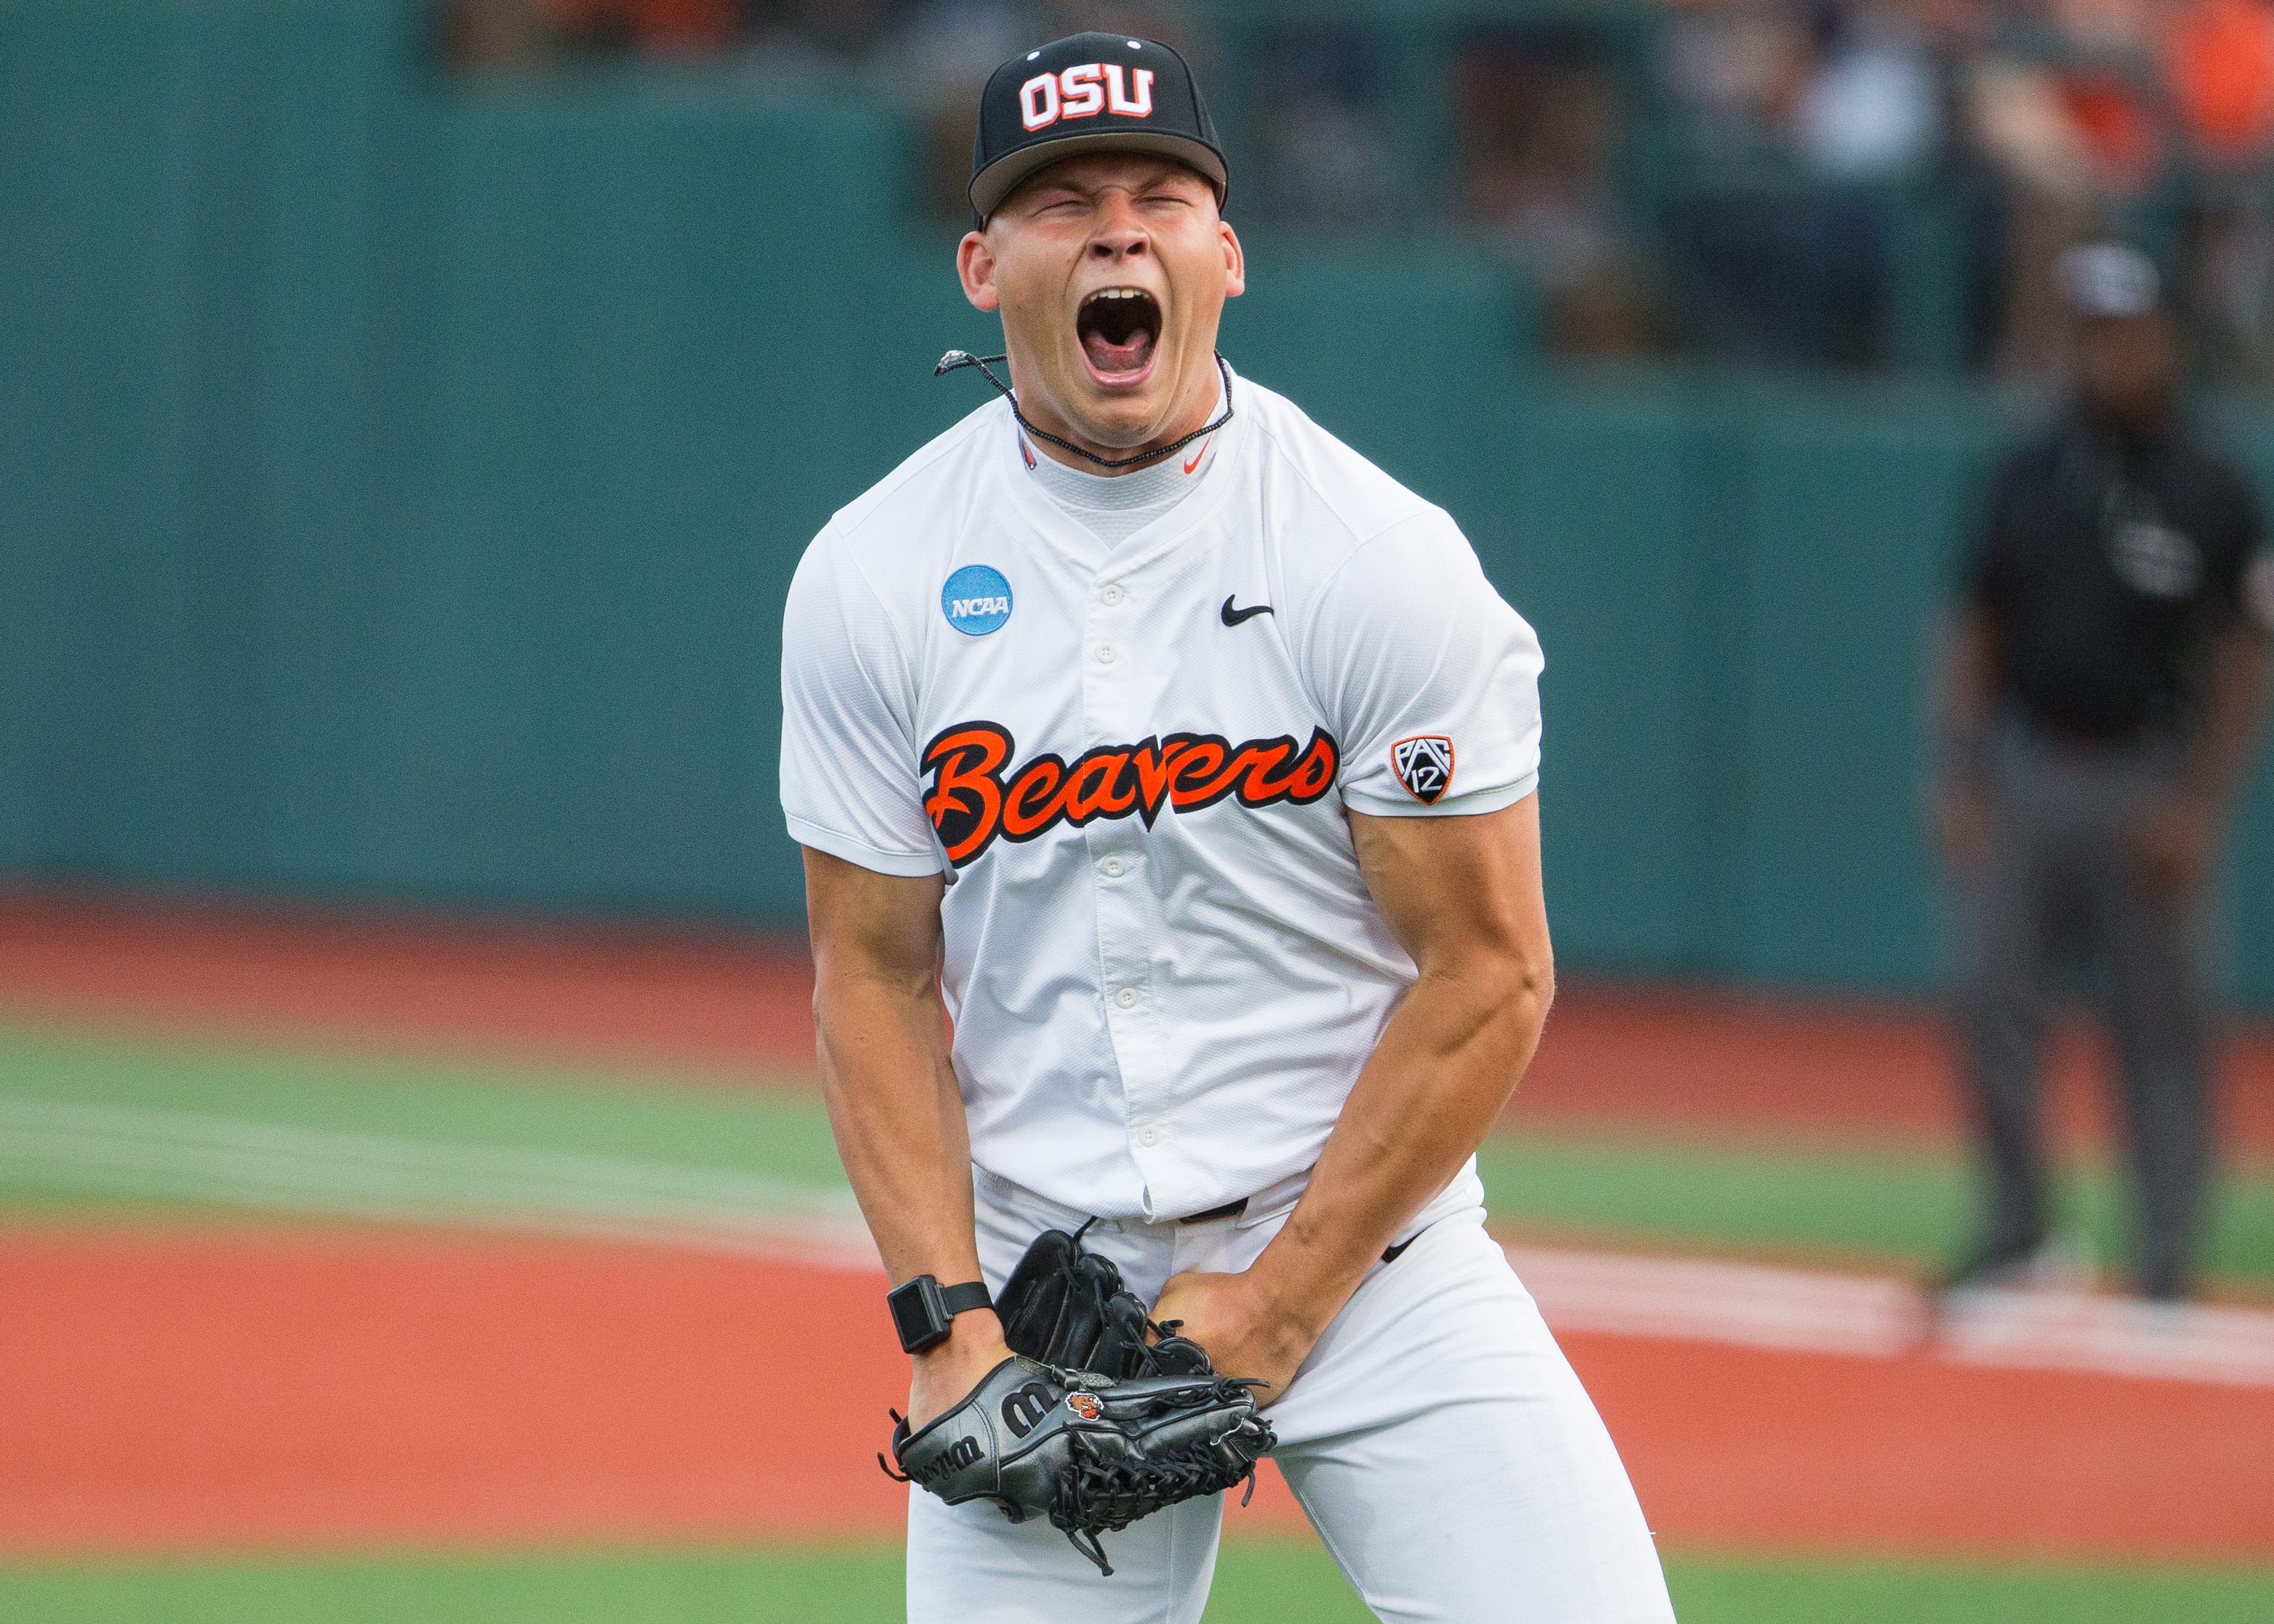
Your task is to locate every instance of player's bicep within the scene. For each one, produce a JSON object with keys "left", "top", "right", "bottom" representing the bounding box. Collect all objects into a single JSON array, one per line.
[
  {"left": 802, "top": 846, "right": 946, "bottom": 996},
  {"left": 1348, "top": 793, "right": 1551, "bottom": 986}
]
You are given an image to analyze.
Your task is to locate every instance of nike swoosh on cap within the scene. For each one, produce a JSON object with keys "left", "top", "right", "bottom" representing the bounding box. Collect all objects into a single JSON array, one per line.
[{"left": 1220, "top": 596, "right": 1273, "bottom": 627}]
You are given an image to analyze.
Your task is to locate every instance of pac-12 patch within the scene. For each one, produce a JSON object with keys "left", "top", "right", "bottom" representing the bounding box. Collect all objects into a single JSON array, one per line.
[
  {"left": 1391, "top": 735, "right": 1455, "bottom": 804},
  {"left": 941, "top": 564, "right": 1014, "bottom": 636}
]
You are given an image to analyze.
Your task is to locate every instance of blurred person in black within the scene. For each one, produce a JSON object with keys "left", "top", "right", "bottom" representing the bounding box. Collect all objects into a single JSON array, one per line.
[{"left": 1935, "top": 242, "right": 2274, "bottom": 1302}]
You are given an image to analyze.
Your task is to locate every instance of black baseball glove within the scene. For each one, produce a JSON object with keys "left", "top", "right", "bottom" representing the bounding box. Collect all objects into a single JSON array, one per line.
[
  {"left": 996, "top": 1221, "right": 1217, "bottom": 1379},
  {"left": 881, "top": 1224, "right": 1276, "bottom": 1575}
]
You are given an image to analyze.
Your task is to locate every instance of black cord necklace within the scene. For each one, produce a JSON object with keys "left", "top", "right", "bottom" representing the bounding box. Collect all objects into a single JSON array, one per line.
[{"left": 935, "top": 349, "right": 1234, "bottom": 472}]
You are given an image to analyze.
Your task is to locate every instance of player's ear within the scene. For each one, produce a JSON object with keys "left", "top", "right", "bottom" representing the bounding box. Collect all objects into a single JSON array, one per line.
[
  {"left": 958, "top": 230, "right": 1002, "bottom": 314},
  {"left": 1219, "top": 219, "right": 1245, "bottom": 300}
]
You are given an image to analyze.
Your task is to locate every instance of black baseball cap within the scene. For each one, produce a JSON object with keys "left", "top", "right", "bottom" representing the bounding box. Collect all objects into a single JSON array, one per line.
[{"left": 969, "top": 32, "right": 1227, "bottom": 224}]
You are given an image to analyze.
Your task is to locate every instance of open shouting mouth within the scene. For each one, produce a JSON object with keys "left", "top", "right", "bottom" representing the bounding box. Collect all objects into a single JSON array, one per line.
[{"left": 1077, "top": 286, "right": 1161, "bottom": 384}]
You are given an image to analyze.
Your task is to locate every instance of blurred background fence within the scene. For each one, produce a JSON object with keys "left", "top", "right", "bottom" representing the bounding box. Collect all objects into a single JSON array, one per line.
[{"left": 5, "top": 0, "right": 2274, "bottom": 1001}]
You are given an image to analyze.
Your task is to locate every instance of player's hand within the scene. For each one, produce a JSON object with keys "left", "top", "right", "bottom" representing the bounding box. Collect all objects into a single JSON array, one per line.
[
  {"left": 2134, "top": 792, "right": 2217, "bottom": 897},
  {"left": 907, "top": 1309, "right": 1012, "bottom": 1432},
  {"left": 1148, "top": 1269, "right": 1318, "bottom": 1408}
]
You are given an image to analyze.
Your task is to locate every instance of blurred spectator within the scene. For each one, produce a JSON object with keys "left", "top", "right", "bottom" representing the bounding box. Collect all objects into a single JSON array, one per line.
[
  {"left": 1659, "top": 0, "right": 1950, "bottom": 367},
  {"left": 439, "top": 0, "right": 2274, "bottom": 378},
  {"left": 1934, "top": 244, "right": 2274, "bottom": 1302},
  {"left": 1460, "top": 29, "right": 1664, "bottom": 356},
  {"left": 1793, "top": 1, "right": 1942, "bottom": 179},
  {"left": 1963, "top": 48, "right": 2104, "bottom": 378},
  {"left": 1962, "top": 0, "right": 2171, "bottom": 375},
  {"left": 2165, "top": 0, "right": 2274, "bottom": 162},
  {"left": 2167, "top": 0, "right": 2274, "bottom": 381},
  {"left": 893, "top": 0, "right": 1036, "bottom": 218},
  {"left": 1662, "top": 0, "right": 1817, "bottom": 165},
  {"left": 1248, "top": 29, "right": 1403, "bottom": 227}
]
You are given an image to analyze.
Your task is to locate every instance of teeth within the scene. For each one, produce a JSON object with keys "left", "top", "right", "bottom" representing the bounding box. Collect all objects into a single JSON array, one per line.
[{"left": 1087, "top": 288, "right": 1149, "bottom": 302}]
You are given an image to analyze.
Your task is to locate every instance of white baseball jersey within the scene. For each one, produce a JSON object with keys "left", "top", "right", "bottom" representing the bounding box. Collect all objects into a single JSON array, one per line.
[{"left": 780, "top": 369, "right": 1544, "bottom": 1221}]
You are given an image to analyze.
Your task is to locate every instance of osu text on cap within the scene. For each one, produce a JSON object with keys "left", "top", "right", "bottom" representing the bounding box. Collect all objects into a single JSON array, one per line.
[{"left": 1021, "top": 62, "right": 1154, "bottom": 131}]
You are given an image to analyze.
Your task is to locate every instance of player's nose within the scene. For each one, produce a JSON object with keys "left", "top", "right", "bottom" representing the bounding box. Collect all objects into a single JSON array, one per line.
[
  {"left": 1087, "top": 194, "right": 1150, "bottom": 260},
  {"left": 1087, "top": 231, "right": 1149, "bottom": 264}
]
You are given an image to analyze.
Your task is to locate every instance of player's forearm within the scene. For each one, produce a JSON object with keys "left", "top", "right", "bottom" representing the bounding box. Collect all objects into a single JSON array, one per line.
[
  {"left": 814, "top": 971, "right": 985, "bottom": 1288},
  {"left": 1251, "top": 950, "right": 1552, "bottom": 1336}
]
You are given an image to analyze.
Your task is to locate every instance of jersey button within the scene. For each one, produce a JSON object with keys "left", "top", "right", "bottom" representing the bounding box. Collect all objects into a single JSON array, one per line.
[
  {"left": 1137, "top": 1125, "right": 1159, "bottom": 1147},
  {"left": 1095, "top": 643, "right": 1117, "bottom": 664},
  {"left": 1101, "top": 583, "right": 1124, "bottom": 605},
  {"left": 1101, "top": 856, "right": 1125, "bottom": 878},
  {"left": 1114, "top": 986, "right": 1139, "bottom": 1008}
]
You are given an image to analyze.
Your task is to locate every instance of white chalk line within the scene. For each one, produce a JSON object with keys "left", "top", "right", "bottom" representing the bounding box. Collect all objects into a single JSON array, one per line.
[
  {"left": 6, "top": 1094, "right": 2273, "bottom": 1388},
  {"left": 1506, "top": 1244, "right": 2274, "bottom": 1389},
  {"left": 0, "top": 1095, "right": 877, "bottom": 1269}
]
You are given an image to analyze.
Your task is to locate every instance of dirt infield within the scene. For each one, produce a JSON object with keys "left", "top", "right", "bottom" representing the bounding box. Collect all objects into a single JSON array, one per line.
[
  {"left": 4, "top": 887, "right": 2270, "bottom": 1157},
  {"left": 0, "top": 1226, "right": 907, "bottom": 1553},
  {"left": 4, "top": 1224, "right": 2269, "bottom": 1562}
]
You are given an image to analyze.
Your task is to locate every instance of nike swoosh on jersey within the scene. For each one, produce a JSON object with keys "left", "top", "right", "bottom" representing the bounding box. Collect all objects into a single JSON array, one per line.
[
  {"left": 1220, "top": 596, "right": 1273, "bottom": 627},
  {"left": 1184, "top": 437, "right": 1212, "bottom": 474}
]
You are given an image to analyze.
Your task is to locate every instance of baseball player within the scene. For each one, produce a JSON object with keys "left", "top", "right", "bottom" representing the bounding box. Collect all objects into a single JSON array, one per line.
[{"left": 781, "top": 32, "right": 1676, "bottom": 1623}]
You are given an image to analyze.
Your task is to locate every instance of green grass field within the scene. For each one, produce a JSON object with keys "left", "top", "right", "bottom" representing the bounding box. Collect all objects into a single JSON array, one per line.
[
  {"left": 6, "top": 1024, "right": 2269, "bottom": 1285},
  {"left": 3, "top": 1542, "right": 2271, "bottom": 1624}
]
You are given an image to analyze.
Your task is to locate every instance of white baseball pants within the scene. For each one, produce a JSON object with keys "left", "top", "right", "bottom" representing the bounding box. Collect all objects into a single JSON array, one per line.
[{"left": 906, "top": 1164, "right": 1677, "bottom": 1623}]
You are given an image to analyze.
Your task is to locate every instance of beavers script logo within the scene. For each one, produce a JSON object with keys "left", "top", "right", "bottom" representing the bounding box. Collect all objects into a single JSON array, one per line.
[{"left": 923, "top": 721, "right": 1340, "bottom": 867}]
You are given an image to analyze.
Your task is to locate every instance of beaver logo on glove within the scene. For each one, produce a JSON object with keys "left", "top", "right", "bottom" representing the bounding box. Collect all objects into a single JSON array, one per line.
[{"left": 1066, "top": 1390, "right": 1104, "bottom": 1421}]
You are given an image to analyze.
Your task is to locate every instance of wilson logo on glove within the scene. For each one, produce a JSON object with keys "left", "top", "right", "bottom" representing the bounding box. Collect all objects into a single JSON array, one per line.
[
  {"left": 904, "top": 1434, "right": 982, "bottom": 1489},
  {"left": 922, "top": 721, "right": 1340, "bottom": 867},
  {"left": 1000, "top": 1380, "right": 1057, "bottom": 1439}
]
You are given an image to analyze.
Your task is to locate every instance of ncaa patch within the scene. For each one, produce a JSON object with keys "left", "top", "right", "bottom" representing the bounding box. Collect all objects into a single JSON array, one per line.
[
  {"left": 942, "top": 564, "right": 1014, "bottom": 636},
  {"left": 1391, "top": 735, "right": 1455, "bottom": 804}
]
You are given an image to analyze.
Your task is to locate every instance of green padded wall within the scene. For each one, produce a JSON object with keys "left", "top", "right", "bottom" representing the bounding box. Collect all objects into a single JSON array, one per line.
[{"left": 2, "top": 1, "right": 2270, "bottom": 1006}]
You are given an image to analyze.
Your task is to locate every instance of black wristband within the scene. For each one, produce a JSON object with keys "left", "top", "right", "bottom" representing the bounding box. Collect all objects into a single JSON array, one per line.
[{"left": 887, "top": 1274, "right": 993, "bottom": 1354}]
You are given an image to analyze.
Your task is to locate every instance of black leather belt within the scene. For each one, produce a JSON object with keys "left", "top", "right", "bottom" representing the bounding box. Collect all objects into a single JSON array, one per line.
[
  {"left": 1179, "top": 1196, "right": 1249, "bottom": 1224},
  {"left": 1175, "top": 1198, "right": 1428, "bottom": 1266}
]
